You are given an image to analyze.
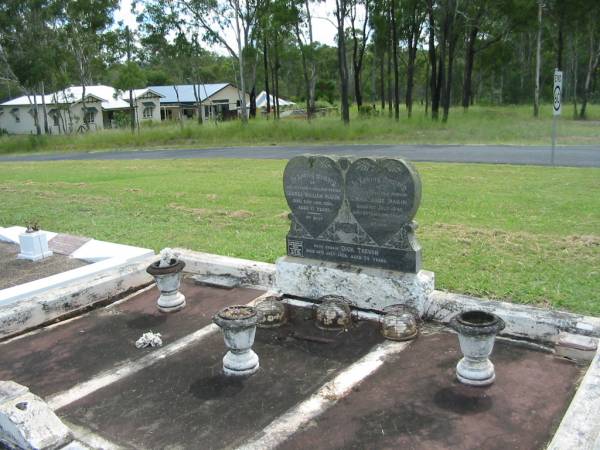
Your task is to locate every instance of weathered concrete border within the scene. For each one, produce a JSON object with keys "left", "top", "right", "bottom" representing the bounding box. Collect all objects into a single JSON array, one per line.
[
  {"left": 175, "top": 248, "right": 275, "bottom": 290},
  {"left": 426, "top": 291, "right": 600, "bottom": 344},
  {"left": 0, "top": 256, "right": 155, "bottom": 340},
  {"left": 547, "top": 347, "right": 600, "bottom": 449}
]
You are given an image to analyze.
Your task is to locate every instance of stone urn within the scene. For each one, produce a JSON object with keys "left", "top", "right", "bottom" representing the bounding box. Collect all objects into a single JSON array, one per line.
[
  {"left": 146, "top": 248, "right": 186, "bottom": 313},
  {"left": 213, "top": 305, "right": 260, "bottom": 376},
  {"left": 449, "top": 310, "right": 505, "bottom": 386}
]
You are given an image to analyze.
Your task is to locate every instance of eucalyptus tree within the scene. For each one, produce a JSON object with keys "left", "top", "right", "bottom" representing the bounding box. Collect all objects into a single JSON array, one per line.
[
  {"left": 578, "top": 1, "right": 600, "bottom": 119},
  {"left": 0, "top": 0, "right": 63, "bottom": 134},
  {"left": 169, "top": 0, "right": 260, "bottom": 123},
  {"left": 291, "top": 0, "right": 318, "bottom": 118},
  {"left": 348, "top": 0, "right": 370, "bottom": 110},
  {"left": 399, "top": 0, "right": 426, "bottom": 117},
  {"left": 334, "top": 0, "right": 350, "bottom": 123},
  {"left": 369, "top": 0, "right": 390, "bottom": 112},
  {"left": 60, "top": 0, "right": 119, "bottom": 116}
]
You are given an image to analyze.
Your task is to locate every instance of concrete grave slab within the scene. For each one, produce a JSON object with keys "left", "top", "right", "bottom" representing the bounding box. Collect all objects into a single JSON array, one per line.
[
  {"left": 57, "top": 305, "right": 385, "bottom": 449},
  {"left": 276, "top": 331, "right": 584, "bottom": 450},
  {"left": 0, "top": 279, "right": 263, "bottom": 398}
]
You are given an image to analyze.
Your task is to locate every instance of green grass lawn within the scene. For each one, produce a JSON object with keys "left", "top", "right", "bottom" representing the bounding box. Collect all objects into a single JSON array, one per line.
[
  {"left": 0, "top": 159, "right": 598, "bottom": 315},
  {"left": 0, "top": 104, "right": 599, "bottom": 155}
]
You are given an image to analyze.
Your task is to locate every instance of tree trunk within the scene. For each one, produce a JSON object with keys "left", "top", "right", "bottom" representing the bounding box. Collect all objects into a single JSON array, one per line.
[
  {"left": 462, "top": 25, "right": 478, "bottom": 110},
  {"left": 263, "top": 38, "right": 271, "bottom": 118},
  {"left": 391, "top": 0, "right": 399, "bottom": 121},
  {"left": 40, "top": 82, "right": 49, "bottom": 134},
  {"left": 442, "top": 0, "right": 457, "bottom": 123},
  {"left": 388, "top": 40, "right": 393, "bottom": 116},
  {"left": 427, "top": 0, "right": 439, "bottom": 120},
  {"left": 579, "top": 28, "right": 600, "bottom": 119},
  {"left": 274, "top": 41, "right": 281, "bottom": 119},
  {"left": 380, "top": 50, "right": 385, "bottom": 111},
  {"left": 234, "top": 0, "right": 248, "bottom": 123},
  {"left": 533, "top": 0, "right": 542, "bottom": 117},
  {"left": 425, "top": 56, "right": 430, "bottom": 115},
  {"left": 336, "top": 0, "right": 350, "bottom": 124},
  {"left": 129, "top": 89, "right": 135, "bottom": 133},
  {"left": 250, "top": 86, "right": 256, "bottom": 118},
  {"left": 570, "top": 34, "right": 579, "bottom": 118},
  {"left": 305, "top": 0, "right": 317, "bottom": 116},
  {"left": 32, "top": 93, "right": 41, "bottom": 135}
]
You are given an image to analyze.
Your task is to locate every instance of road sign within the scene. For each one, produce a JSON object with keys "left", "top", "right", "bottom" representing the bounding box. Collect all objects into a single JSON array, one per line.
[{"left": 553, "top": 70, "right": 563, "bottom": 116}]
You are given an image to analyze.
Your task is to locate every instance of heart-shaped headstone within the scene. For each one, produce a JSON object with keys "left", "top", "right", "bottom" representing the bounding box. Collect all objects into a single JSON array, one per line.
[
  {"left": 346, "top": 158, "right": 421, "bottom": 245},
  {"left": 283, "top": 155, "right": 344, "bottom": 238}
]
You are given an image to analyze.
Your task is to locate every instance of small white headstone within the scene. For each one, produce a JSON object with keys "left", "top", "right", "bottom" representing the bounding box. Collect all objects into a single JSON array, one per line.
[{"left": 17, "top": 231, "right": 53, "bottom": 261}]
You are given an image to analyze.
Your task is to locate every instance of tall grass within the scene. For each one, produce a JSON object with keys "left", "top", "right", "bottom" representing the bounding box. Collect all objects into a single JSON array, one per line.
[{"left": 0, "top": 104, "right": 598, "bottom": 155}]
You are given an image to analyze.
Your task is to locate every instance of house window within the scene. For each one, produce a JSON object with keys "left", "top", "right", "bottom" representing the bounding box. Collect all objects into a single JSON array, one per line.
[
  {"left": 10, "top": 108, "right": 20, "bottom": 123},
  {"left": 84, "top": 110, "right": 96, "bottom": 124},
  {"left": 143, "top": 106, "right": 154, "bottom": 119},
  {"left": 52, "top": 114, "right": 59, "bottom": 127}
]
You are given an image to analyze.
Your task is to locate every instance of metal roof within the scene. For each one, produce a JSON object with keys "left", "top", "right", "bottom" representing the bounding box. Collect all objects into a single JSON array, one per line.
[
  {"left": 148, "top": 84, "right": 231, "bottom": 104},
  {"left": 0, "top": 86, "right": 162, "bottom": 110}
]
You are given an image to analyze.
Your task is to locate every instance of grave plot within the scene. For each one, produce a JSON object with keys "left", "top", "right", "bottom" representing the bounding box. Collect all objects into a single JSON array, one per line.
[
  {"left": 0, "top": 241, "right": 88, "bottom": 290},
  {"left": 0, "top": 155, "right": 599, "bottom": 450}
]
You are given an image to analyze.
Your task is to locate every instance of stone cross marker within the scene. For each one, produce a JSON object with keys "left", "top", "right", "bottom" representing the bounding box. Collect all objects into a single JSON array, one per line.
[{"left": 283, "top": 155, "right": 422, "bottom": 272}]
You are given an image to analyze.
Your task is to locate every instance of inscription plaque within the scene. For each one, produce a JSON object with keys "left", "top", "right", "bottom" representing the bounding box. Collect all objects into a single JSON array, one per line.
[{"left": 283, "top": 155, "right": 422, "bottom": 273}]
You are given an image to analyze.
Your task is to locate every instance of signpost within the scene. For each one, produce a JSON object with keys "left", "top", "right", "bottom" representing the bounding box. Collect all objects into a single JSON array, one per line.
[{"left": 552, "top": 69, "right": 562, "bottom": 165}]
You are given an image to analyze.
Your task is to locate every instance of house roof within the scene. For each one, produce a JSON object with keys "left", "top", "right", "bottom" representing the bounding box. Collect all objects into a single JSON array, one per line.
[
  {"left": 252, "top": 91, "right": 295, "bottom": 108},
  {"left": 148, "top": 84, "right": 231, "bottom": 104},
  {"left": 0, "top": 85, "right": 163, "bottom": 110}
]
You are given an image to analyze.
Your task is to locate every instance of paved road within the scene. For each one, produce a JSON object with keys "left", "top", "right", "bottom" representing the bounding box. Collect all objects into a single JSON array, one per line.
[{"left": 1, "top": 144, "right": 599, "bottom": 167}]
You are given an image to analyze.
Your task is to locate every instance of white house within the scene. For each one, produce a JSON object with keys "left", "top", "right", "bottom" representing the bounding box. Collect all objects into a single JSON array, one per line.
[
  {"left": 0, "top": 85, "right": 163, "bottom": 135},
  {"left": 149, "top": 83, "right": 250, "bottom": 121}
]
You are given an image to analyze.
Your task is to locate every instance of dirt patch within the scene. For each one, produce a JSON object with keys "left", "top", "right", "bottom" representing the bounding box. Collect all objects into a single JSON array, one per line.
[
  {"left": 206, "top": 194, "right": 218, "bottom": 201},
  {"left": 168, "top": 203, "right": 210, "bottom": 218},
  {"left": 125, "top": 188, "right": 142, "bottom": 193},
  {"left": 168, "top": 203, "right": 253, "bottom": 220},
  {"left": 277, "top": 211, "right": 291, "bottom": 220},
  {"left": 227, "top": 210, "right": 253, "bottom": 219}
]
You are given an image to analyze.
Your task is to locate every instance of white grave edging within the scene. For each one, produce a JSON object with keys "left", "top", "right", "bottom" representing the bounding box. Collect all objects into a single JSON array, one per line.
[
  {"left": 0, "top": 226, "right": 154, "bottom": 308},
  {"left": 0, "top": 256, "right": 154, "bottom": 339}
]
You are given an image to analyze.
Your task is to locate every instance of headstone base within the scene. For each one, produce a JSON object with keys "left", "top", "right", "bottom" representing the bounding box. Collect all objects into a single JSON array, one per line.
[
  {"left": 0, "top": 381, "right": 73, "bottom": 450},
  {"left": 275, "top": 256, "right": 434, "bottom": 314}
]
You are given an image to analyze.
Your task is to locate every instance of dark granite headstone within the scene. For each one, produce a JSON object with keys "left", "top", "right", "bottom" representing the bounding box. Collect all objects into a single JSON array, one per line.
[{"left": 283, "top": 155, "right": 422, "bottom": 272}]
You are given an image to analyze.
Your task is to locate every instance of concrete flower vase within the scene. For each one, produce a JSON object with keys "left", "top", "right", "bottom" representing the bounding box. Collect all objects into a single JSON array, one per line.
[
  {"left": 449, "top": 310, "right": 505, "bottom": 386},
  {"left": 146, "top": 258, "right": 186, "bottom": 313},
  {"left": 213, "top": 305, "right": 259, "bottom": 377}
]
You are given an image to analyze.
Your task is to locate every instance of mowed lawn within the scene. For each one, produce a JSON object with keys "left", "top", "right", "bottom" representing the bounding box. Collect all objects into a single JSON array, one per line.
[{"left": 0, "top": 159, "right": 598, "bottom": 315}]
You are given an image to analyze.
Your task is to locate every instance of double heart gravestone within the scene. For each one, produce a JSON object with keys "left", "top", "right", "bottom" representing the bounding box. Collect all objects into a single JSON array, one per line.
[{"left": 283, "top": 155, "right": 422, "bottom": 273}]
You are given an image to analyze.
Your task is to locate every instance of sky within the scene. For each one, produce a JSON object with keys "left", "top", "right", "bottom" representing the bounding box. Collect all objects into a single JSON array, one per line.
[{"left": 115, "top": 0, "right": 351, "bottom": 54}]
